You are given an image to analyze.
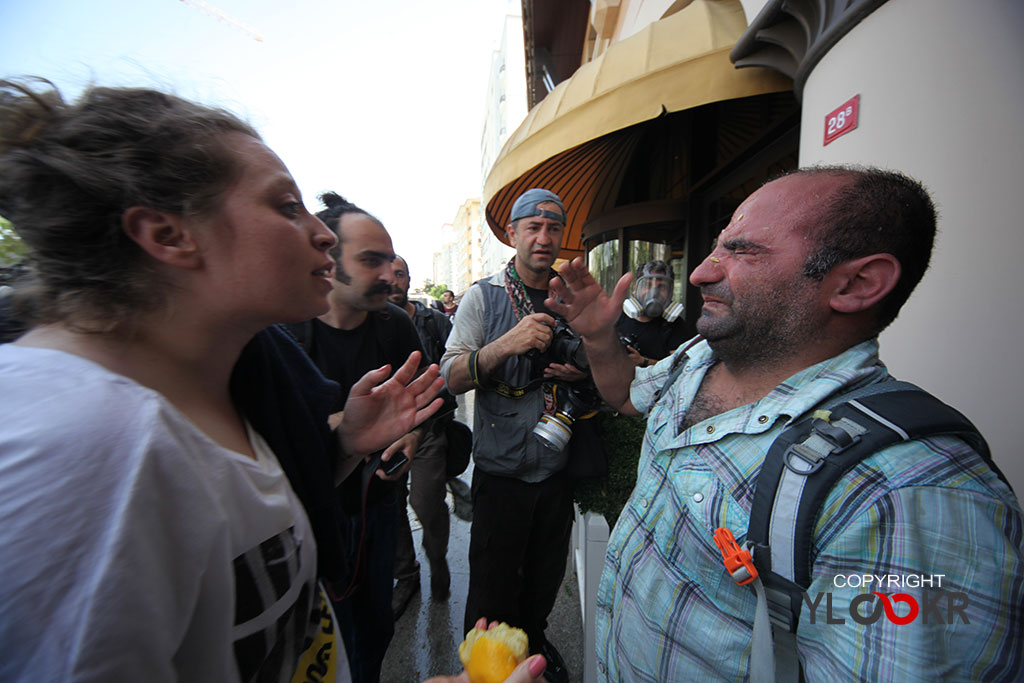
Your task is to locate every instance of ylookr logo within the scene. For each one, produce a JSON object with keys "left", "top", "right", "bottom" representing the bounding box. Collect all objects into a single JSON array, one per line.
[{"left": 804, "top": 574, "right": 970, "bottom": 626}]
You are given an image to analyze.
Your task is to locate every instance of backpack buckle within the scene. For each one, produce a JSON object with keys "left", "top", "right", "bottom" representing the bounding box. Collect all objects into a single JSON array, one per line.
[
  {"left": 811, "top": 416, "right": 859, "bottom": 449},
  {"left": 713, "top": 528, "right": 758, "bottom": 585},
  {"left": 783, "top": 416, "right": 865, "bottom": 474},
  {"left": 784, "top": 440, "right": 829, "bottom": 474}
]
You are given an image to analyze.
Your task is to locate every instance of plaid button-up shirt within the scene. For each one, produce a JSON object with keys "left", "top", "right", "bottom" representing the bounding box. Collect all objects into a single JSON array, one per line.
[{"left": 595, "top": 339, "right": 1023, "bottom": 681}]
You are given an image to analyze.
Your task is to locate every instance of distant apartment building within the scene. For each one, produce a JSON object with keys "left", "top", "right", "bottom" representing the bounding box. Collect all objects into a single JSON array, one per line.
[
  {"left": 432, "top": 198, "right": 481, "bottom": 297},
  {"left": 433, "top": 3, "right": 525, "bottom": 288},
  {"left": 477, "top": 1, "right": 524, "bottom": 278},
  {"left": 431, "top": 223, "right": 455, "bottom": 295},
  {"left": 454, "top": 198, "right": 482, "bottom": 293}
]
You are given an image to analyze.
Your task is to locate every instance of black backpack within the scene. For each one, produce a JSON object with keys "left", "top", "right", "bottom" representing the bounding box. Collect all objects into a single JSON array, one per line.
[
  {"left": 714, "top": 377, "right": 1006, "bottom": 682},
  {"left": 653, "top": 348, "right": 1010, "bottom": 680},
  {"left": 745, "top": 379, "right": 1006, "bottom": 636}
]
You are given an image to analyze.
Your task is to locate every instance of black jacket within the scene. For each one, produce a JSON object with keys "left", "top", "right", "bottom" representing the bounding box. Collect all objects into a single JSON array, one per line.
[{"left": 231, "top": 325, "right": 348, "bottom": 583}]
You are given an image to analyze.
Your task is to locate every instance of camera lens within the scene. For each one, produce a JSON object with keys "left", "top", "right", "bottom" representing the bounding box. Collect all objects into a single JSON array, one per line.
[{"left": 533, "top": 412, "right": 573, "bottom": 450}]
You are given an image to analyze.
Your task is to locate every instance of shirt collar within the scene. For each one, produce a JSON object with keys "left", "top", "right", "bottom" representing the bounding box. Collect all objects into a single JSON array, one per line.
[
  {"left": 679, "top": 338, "right": 887, "bottom": 425},
  {"left": 753, "top": 339, "right": 887, "bottom": 425}
]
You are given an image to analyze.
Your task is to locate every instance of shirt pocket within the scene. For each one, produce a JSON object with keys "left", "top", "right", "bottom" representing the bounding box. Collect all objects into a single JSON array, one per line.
[{"left": 474, "top": 407, "right": 529, "bottom": 468}]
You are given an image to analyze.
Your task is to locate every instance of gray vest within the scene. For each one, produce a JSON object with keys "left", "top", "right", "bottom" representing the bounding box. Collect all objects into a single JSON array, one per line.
[{"left": 471, "top": 274, "right": 568, "bottom": 482}]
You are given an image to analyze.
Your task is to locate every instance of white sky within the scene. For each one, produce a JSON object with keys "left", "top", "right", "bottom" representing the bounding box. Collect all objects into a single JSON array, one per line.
[{"left": 0, "top": 0, "right": 515, "bottom": 287}]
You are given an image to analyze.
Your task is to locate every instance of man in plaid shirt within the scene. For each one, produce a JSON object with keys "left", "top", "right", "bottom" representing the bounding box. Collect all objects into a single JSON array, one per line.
[{"left": 548, "top": 166, "right": 1023, "bottom": 681}]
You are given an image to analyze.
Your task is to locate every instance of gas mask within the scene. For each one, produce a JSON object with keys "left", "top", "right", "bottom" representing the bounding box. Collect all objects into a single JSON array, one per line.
[{"left": 622, "top": 270, "right": 683, "bottom": 321}]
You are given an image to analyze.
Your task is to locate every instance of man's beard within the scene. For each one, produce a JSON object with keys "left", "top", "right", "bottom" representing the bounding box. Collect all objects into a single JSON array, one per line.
[
  {"left": 331, "top": 247, "right": 352, "bottom": 285},
  {"left": 389, "top": 287, "right": 408, "bottom": 307},
  {"left": 697, "top": 278, "right": 824, "bottom": 369}
]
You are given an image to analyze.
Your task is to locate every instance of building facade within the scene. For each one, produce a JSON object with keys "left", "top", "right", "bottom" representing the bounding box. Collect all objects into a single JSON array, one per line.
[
  {"left": 431, "top": 198, "right": 483, "bottom": 297},
  {"left": 484, "top": 3, "right": 1023, "bottom": 681},
  {"left": 485, "top": 0, "right": 1023, "bottom": 499},
  {"left": 479, "top": 2, "right": 524, "bottom": 278}
]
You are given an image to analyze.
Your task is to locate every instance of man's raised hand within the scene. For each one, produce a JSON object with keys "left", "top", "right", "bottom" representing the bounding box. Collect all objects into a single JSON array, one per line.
[{"left": 546, "top": 257, "right": 632, "bottom": 340}]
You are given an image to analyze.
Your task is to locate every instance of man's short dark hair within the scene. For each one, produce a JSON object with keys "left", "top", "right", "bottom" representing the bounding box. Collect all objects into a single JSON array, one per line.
[
  {"left": 787, "top": 166, "right": 937, "bottom": 332},
  {"left": 316, "top": 192, "right": 376, "bottom": 234},
  {"left": 637, "top": 260, "right": 674, "bottom": 281}
]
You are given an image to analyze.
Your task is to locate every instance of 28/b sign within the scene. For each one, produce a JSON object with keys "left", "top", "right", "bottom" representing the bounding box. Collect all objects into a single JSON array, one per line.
[{"left": 824, "top": 94, "right": 860, "bottom": 146}]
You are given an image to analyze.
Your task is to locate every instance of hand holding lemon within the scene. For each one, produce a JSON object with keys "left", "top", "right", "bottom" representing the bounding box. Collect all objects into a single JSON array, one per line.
[
  {"left": 459, "top": 622, "right": 529, "bottom": 683},
  {"left": 422, "top": 619, "right": 546, "bottom": 683}
]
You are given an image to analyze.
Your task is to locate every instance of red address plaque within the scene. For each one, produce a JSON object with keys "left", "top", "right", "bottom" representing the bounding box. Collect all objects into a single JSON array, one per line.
[{"left": 824, "top": 95, "right": 860, "bottom": 146}]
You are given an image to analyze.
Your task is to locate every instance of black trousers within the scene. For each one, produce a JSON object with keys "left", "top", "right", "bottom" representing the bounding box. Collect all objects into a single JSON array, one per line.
[
  {"left": 464, "top": 468, "right": 574, "bottom": 650},
  {"left": 333, "top": 490, "right": 397, "bottom": 683}
]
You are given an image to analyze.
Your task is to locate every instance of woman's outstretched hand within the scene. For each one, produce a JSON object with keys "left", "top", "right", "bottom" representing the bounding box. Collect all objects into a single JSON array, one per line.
[{"left": 338, "top": 350, "right": 444, "bottom": 457}]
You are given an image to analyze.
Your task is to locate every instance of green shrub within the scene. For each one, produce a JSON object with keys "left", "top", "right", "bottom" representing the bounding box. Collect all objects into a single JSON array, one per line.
[
  {"left": 0, "top": 217, "right": 27, "bottom": 267},
  {"left": 572, "top": 411, "right": 645, "bottom": 528}
]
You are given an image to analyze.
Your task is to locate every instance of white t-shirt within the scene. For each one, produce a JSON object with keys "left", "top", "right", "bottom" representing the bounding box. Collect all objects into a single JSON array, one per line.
[{"left": 0, "top": 345, "right": 349, "bottom": 682}]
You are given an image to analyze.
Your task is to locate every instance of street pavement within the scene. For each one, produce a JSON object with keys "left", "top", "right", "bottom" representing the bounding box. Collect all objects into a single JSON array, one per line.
[{"left": 380, "top": 394, "right": 585, "bottom": 682}]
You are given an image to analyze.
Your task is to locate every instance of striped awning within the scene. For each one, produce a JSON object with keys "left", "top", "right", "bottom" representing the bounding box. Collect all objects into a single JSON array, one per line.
[{"left": 484, "top": 0, "right": 792, "bottom": 258}]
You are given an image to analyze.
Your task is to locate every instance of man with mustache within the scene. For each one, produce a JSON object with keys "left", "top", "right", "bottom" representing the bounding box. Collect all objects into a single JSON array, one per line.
[
  {"left": 441, "top": 188, "right": 587, "bottom": 683},
  {"left": 546, "top": 167, "right": 1022, "bottom": 680},
  {"left": 288, "top": 192, "right": 425, "bottom": 683}
]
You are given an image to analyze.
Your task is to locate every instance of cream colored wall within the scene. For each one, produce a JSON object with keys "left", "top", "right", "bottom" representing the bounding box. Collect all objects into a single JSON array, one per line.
[
  {"left": 452, "top": 198, "right": 482, "bottom": 294},
  {"left": 595, "top": 0, "right": 760, "bottom": 58},
  {"left": 736, "top": 0, "right": 767, "bottom": 25},
  {"left": 615, "top": 0, "right": 671, "bottom": 40},
  {"left": 593, "top": 0, "right": 690, "bottom": 47},
  {"left": 799, "top": 0, "right": 1024, "bottom": 494}
]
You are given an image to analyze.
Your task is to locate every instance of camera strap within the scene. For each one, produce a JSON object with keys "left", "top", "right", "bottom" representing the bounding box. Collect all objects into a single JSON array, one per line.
[{"left": 492, "top": 376, "right": 547, "bottom": 399}]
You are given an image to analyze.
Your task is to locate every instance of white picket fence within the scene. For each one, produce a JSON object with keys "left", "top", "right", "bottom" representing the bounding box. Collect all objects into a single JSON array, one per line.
[{"left": 572, "top": 506, "right": 609, "bottom": 683}]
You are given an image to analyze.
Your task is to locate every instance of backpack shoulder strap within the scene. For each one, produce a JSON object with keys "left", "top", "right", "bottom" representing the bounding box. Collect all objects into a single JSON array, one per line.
[
  {"left": 747, "top": 379, "right": 996, "bottom": 634},
  {"left": 427, "top": 309, "right": 449, "bottom": 360}
]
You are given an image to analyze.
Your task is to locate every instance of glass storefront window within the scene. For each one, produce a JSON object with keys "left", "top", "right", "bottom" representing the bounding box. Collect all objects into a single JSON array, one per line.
[
  {"left": 588, "top": 238, "right": 683, "bottom": 300},
  {"left": 626, "top": 241, "right": 671, "bottom": 277},
  {"left": 588, "top": 239, "right": 620, "bottom": 295}
]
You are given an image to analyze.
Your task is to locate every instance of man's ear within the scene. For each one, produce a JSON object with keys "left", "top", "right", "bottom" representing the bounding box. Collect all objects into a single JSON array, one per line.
[
  {"left": 122, "top": 207, "right": 202, "bottom": 269},
  {"left": 506, "top": 222, "right": 517, "bottom": 247},
  {"left": 827, "top": 253, "right": 901, "bottom": 314}
]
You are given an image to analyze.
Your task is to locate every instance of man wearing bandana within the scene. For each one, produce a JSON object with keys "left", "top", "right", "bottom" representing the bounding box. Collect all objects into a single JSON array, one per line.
[{"left": 441, "top": 189, "right": 580, "bottom": 683}]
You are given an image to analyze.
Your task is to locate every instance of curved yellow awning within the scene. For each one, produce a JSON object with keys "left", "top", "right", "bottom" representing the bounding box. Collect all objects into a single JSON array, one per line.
[{"left": 484, "top": 0, "right": 792, "bottom": 258}]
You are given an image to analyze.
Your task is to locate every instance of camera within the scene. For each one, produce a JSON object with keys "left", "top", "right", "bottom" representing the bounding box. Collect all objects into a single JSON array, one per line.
[
  {"left": 533, "top": 381, "right": 603, "bottom": 451},
  {"left": 548, "top": 320, "right": 589, "bottom": 370},
  {"left": 526, "top": 318, "right": 603, "bottom": 450},
  {"left": 527, "top": 319, "right": 589, "bottom": 371}
]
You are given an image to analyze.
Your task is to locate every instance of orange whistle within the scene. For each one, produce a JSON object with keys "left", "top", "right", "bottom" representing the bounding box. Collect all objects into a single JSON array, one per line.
[{"left": 712, "top": 527, "right": 758, "bottom": 585}]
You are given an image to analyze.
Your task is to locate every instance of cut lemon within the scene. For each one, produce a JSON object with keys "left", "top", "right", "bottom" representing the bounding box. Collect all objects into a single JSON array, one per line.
[{"left": 459, "top": 623, "right": 528, "bottom": 683}]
